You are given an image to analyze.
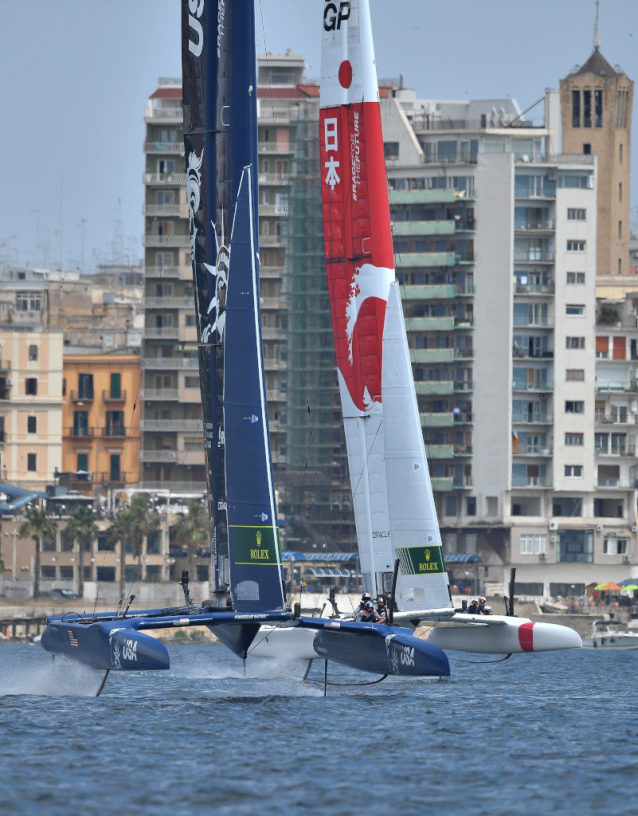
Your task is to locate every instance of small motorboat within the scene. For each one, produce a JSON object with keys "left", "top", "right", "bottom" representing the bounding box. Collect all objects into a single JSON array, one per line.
[{"left": 582, "top": 620, "right": 638, "bottom": 649}]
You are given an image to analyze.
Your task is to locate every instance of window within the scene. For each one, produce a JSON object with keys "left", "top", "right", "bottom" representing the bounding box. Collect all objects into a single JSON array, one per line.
[
  {"left": 566, "top": 305, "right": 584, "bottom": 317},
  {"left": 27, "top": 416, "right": 37, "bottom": 433},
  {"left": 16, "top": 292, "right": 41, "bottom": 312},
  {"left": 566, "top": 369, "right": 584, "bottom": 381},
  {"left": 618, "top": 539, "right": 629, "bottom": 555},
  {"left": 184, "top": 376, "right": 199, "bottom": 388},
  {"left": 41, "top": 566, "right": 56, "bottom": 580},
  {"left": 42, "top": 533, "right": 56, "bottom": 552},
  {"left": 583, "top": 90, "right": 592, "bottom": 128},
  {"left": 617, "top": 90, "right": 629, "bottom": 128},
  {"left": 77, "top": 453, "right": 88, "bottom": 472},
  {"left": 486, "top": 496, "right": 498, "bottom": 517},
  {"left": 620, "top": 143, "right": 624, "bottom": 163},
  {"left": 185, "top": 315, "right": 196, "bottom": 326},
  {"left": 146, "top": 565, "right": 163, "bottom": 582},
  {"left": 196, "top": 565, "right": 210, "bottom": 582},
  {"left": 520, "top": 534, "right": 546, "bottom": 555},
  {"left": 62, "top": 378, "right": 66, "bottom": 397},
  {"left": 567, "top": 241, "right": 585, "bottom": 252},
  {"left": 596, "top": 336, "right": 609, "bottom": 359},
  {"left": 78, "top": 373, "right": 94, "bottom": 399},
  {"left": 565, "top": 465, "right": 583, "bottom": 477},
  {"left": 603, "top": 537, "right": 628, "bottom": 555},
  {"left": 60, "top": 566, "right": 74, "bottom": 580},
  {"left": 28, "top": 344, "right": 38, "bottom": 361},
  {"left": 567, "top": 209, "right": 586, "bottom": 220},
  {"left": 583, "top": 143, "right": 591, "bottom": 155},
  {"left": 594, "top": 89, "right": 603, "bottom": 128},
  {"left": 146, "top": 530, "right": 162, "bottom": 555},
  {"left": 96, "top": 566, "right": 116, "bottom": 582},
  {"left": 619, "top": 258, "right": 623, "bottom": 275},
  {"left": 110, "top": 373, "right": 122, "bottom": 399},
  {"left": 565, "top": 401, "right": 584, "bottom": 414},
  {"left": 557, "top": 530, "right": 593, "bottom": 563},
  {"left": 565, "top": 433, "right": 584, "bottom": 446},
  {"left": 619, "top": 221, "right": 623, "bottom": 239},
  {"left": 572, "top": 90, "right": 580, "bottom": 127},
  {"left": 97, "top": 532, "right": 114, "bottom": 552},
  {"left": 619, "top": 183, "right": 623, "bottom": 202},
  {"left": 566, "top": 337, "right": 585, "bottom": 349},
  {"left": 25, "top": 378, "right": 37, "bottom": 395},
  {"left": 466, "top": 496, "right": 477, "bottom": 516},
  {"left": 384, "top": 142, "right": 399, "bottom": 159},
  {"left": 445, "top": 496, "right": 457, "bottom": 516},
  {"left": 567, "top": 272, "right": 586, "bottom": 284},
  {"left": 27, "top": 453, "right": 37, "bottom": 472}
]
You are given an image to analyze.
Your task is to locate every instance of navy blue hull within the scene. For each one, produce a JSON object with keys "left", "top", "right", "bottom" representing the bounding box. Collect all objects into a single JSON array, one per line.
[
  {"left": 211, "top": 623, "right": 261, "bottom": 659},
  {"left": 313, "top": 629, "right": 450, "bottom": 677},
  {"left": 41, "top": 622, "right": 170, "bottom": 671}
]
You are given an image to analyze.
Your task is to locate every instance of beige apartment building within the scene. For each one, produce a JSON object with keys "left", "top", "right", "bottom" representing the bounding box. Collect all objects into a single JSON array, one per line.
[{"left": 0, "top": 331, "right": 63, "bottom": 489}]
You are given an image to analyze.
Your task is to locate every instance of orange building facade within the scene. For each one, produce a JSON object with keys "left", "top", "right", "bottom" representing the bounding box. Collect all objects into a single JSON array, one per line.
[{"left": 62, "top": 353, "right": 141, "bottom": 495}]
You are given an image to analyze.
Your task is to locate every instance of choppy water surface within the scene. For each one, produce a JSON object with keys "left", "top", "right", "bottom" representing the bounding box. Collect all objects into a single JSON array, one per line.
[{"left": 0, "top": 642, "right": 636, "bottom": 816}]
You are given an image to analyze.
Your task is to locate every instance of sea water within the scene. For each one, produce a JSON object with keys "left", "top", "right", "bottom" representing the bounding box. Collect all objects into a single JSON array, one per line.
[{"left": 0, "top": 642, "right": 635, "bottom": 816}]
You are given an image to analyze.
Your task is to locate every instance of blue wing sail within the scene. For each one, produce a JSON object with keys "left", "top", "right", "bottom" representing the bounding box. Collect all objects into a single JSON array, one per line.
[{"left": 224, "top": 166, "right": 285, "bottom": 613}]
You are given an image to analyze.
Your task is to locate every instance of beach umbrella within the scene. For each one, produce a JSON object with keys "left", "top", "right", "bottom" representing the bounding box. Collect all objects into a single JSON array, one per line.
[
  {"left": 595, "top": 582, "right": 623, "bottom": 591},
  {"left": 622, "top": 584, "right": 638, "bottom": 591},
  {"left": 619, "top": 578, "right": 638, "bottom": 587}
]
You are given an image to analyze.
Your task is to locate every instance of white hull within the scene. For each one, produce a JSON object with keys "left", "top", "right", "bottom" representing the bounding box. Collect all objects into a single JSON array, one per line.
[
  {"left": 582, "top": 634, "right": 638, "bottom": 649},
  {"left": 249, "top": 626, "right": 318, "bottom": 660},
  {"left": 427, "top": 615, "right": 582, "bottom": 654}
]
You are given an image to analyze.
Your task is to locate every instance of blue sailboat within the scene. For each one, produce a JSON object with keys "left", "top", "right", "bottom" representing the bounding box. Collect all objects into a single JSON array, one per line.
[{"left": 39, "top": 0, "right": 452, "bottom": 689}]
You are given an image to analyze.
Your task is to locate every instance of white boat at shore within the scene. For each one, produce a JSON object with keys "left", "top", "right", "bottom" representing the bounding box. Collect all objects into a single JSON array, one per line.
[{"left": 582, "top": 621, "right": 638, "bottom": 650}]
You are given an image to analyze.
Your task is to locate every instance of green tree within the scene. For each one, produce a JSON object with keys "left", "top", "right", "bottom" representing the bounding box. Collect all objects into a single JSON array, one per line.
[
  {"left": 107, "top": 509, "right": 136, "bottom": 601},
  {"left": 173, "top": 501, "right": 209, "bottom": 580},
  {"left": 64, "top": 506, "right": 99, "bottom": 600},
  {"left": 108, "top": 497, "right": 160, "bottom": 598},
  {"left": 18, "top": 507, "right": 58, "bottom": 599}
]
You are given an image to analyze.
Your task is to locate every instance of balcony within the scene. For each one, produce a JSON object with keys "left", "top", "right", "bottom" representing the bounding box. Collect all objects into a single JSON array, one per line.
[
  {"left": 141, "top": 389, "right": 179, "bottom": 401},
  {"left": 258, "top": 173, "right": 290, "bottom": 186},
  {"left": 514, "top": 220, "right": 556, "bottom": 232},
  {"left": 138, "top": 481, "right": 207, "bottom": 492},
  {"left": 425, "top": 444, "right": 455, "bottom": 459},
  {"left": 140, "top": 450, "right": 178, "bottom": 463},
  {"left": 142, "top": 357, "right": 199, "bottom": 370},
  {"left": 258, "top": 204, "right": 289, "bottom": 217},
  {"left": 144, "top": 266, "right": 182, "bottom": 279},
  {"left": 513, "top": 250, "right": 556, "bottom": 263},
  {"left": 389, "top": 190, "right": 460, "bottom": 206},
  {"left": 70, "top": 390, "right": 94, "bottom": 402},
  {"left": 512, "top": 411, "right": 553, "bottom": 424},
  {"left": 514, "top": 282, "right": 555, "bottom": 295},
  {"left": 260, "top": 297, "right": 286, "bottom": 310},
  {"left": 400, "top": 283, "right": 475, "bottom": 300},
  {"left": 395, "top": 252, "right": 457, "bottom": 269},
  {"left": 144, "top": 327, "right": 180, "bottom": 340},
  {"left": 144, "top": 106, "right": 183, "bottom": 122},
  {"left": 513, "top": 316, "right": 554, "bottom": 328},
  {"left": 415, "top": 381, "right": 454, "bottom": 396},
  {"left": 410, "top": 349, "right": 455, "bottom": 364},
  {"left": 512, "top": 350, "right": 554, "bottom": 360},
  {"left": 595, "top": 446, "right": 636, "bottom": 457},
  {"left": 260, "top": 266, "right": 285, "bottom": 278},
  {"left": 103, "top": 390, "right": 126, "bottom": 402},
  {"left": 101, "top": 426, "right": 127, "bottom": 438},
  {"left": 259, "top": 234, "right": 287, "bottom": 246},
  {"left": 143, "top": 141, "right": 184, "bottom": 154},
  {"left": 142, "top": 234, "right": 191, "bottom": 248},
  {"left": 597, "top": 478, "right": 635, "bottom": 489},
  {"left": 101, "top": 472, "right": 127, "bottom": 485},
  {"left": 596, "top": 381, "right": 638, "bottom": 393},
  {"left": 143, "top": 204, "right": 183, "bottom": 218},
  {"left": 595, "top": 413, "right": 638, "bottom": 426},
  {"left": 143, "top": 173, "right": 187, "bottom": 185},
  {"left": 454, "top": 316, "right": 474, "bottom": 328},
  {"left": 143, "top": 297, "right": 195, "bottom": 309},
  {"left": 511, "top": 475, "right": 552, "bottom": 488},
  {"left": 67, "top": 427, "right": 95, "bottom": 438},
  {"left": 406, "top": 317, "right": 454, "bottom": 332},
  {"left": 141, "top": 419, "right": 202, "bottom": 432},
  {"left": 514, "top": 445, "right": 553, "bottom": 456},
  {"left": 420, "top": 411, "right": 472, "bottom": 428},
  {"left": 512, "top": 380, "right": 554, "bottom": 393}
]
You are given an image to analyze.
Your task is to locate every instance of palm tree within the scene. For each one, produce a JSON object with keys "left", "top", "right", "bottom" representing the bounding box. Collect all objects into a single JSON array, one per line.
[
  {"left": 174, "top": 501, "right": 209, "bottom": 580},
  {"left": 64, "top": 506, "right": 99, "bottom": 600},
  {"left": 18, "top": 506, "right": 58, "bottom": 599},
  {"left": 107, "top": 509, "right": 136, "bottom": 601}
]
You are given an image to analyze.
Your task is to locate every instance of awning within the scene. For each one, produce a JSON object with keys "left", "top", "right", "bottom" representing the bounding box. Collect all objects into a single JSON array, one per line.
[
  {"left": 303, "top": 567, "right": 355, "bottom": 578},
  {"left": 283, "top": 551, "right": 359, "bottom": 562},
  {"left": 446, "top": 554, "right": 484, "bottom": 563}
]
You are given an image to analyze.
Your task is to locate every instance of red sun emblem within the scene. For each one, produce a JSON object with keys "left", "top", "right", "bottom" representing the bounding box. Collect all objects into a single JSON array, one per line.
[{"left": 338, "top": 60, "right": 353, "bottom": 89}]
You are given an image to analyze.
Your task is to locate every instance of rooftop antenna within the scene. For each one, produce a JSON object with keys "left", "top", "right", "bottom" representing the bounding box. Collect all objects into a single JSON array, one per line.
[{"left": 593, "top": 0, "right": 600, "bottom": 50}]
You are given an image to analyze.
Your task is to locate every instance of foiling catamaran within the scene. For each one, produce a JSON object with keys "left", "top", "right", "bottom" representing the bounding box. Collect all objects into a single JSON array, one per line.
[{"left": 40, "top": 0, "right": 579, "bottom": 692}]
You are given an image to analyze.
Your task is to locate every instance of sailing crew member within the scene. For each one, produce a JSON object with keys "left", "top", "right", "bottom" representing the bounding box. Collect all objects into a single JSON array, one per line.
[
  {"left": 357, "top": 601, "right": 380, "bottom": 623},
  {"left": 467, "top": 598, "right": 479, "bottom": 615},
  {"left": 481, "top": 604, "right": 493, "bottom": 615},
  {"left": 477, "top": 597, "right": 488, "bottom": 614},
  {"left": 376, "top": 597, "right": 387, "bottom": 623},
  {"left": 354, "top": 592, "right": 372, "bottom": 618}
]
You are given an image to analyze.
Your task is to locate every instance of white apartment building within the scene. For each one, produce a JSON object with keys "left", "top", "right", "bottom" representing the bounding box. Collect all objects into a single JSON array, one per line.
[{"left": 382, "top": 86, "right": 636, "bottom": 597}]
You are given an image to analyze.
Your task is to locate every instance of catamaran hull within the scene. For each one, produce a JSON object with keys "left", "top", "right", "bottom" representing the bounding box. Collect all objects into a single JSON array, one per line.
[
  {"left": 428, "top": 619, "right": 582, "bottom": 654},
  {"left": 41, "top": 622, "right": 170, "bottom": 670},
  {"left": 249, "top": 626, "right": 318, "bottom": 660},
  {"left": 313, "top": 629, "right": 450, "bottom": 677}
]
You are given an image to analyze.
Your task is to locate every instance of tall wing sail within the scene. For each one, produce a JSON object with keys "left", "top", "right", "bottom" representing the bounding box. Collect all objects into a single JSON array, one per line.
[
  {"left": 383, "top": 283, "right": 451, "bottom": 611},
  {"left": 319, "top": 0, "right": 395, "bottom": 595},
  {"left": 224, "top": 168, "right": 285, "bottom": 612},
  {"left": 181, "top": 0, "right": 230, "bottom": 598}
]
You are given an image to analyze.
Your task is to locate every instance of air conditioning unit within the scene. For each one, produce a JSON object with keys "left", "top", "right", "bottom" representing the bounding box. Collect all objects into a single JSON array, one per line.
[
  {"left": 549, "top": 535, "right": 558, "bottom": 544},
  {"left": 624, "top": 555, "right": 631, "bottom": 564},
  {"left": 539, "top": 552, "right": 548, "bottom": 559},
  {"left": 596, "top": 524, "right": 604, "bottom": 532},
  {"left": 549, "top": 520, "right": 558, "bottom": 531},
  {"left": 632, "top": 402, "right": 638, "bottom": 414},
  {"left": 632, "top": 526, "right": 638, "bottom": 533}
]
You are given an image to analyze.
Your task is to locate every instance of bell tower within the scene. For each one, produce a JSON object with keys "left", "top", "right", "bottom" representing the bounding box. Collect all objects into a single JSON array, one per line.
[{"left": 559, "top": 1, "right": 634, "bottom": 281}]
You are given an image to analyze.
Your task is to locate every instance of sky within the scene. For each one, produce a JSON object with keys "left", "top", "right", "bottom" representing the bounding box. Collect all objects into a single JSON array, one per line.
[{"left": 0, "top": 0, "right": 636, "bottom": 272}]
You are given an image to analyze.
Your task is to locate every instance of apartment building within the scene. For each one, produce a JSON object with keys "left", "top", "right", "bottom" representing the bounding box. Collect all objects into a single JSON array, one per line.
[
  {"left": 0, "top": 331, "right": 63, "bottom": 490},
  {"left": 62, "top": 351, "right": 141, "bottom": 495}
]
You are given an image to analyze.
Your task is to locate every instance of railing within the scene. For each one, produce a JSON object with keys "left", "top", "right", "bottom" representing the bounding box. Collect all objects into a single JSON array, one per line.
[
  {"left": 454, "top": 349, "right": 474, "bottom": 359},
  {"left": 597, "top": 478, "right": 634, "bottom": 488},
  {"left": 408, "top": 114, "right": 540, "bottom": 131},
  {"left": 454, "top": 444, "right": 473, "bottom": 455},
  {"left": 513, "top": 250, "right": 556, "bottom": 263},
  {"left": 145, "top": 106, "right": 183, "bottom": 120},
  {"left": 259, "top": 234, "right": 287, "bottom": 245},
  {"left": 513, "top": 350, "right": 554, "bottom": 359},
  {"left": 454, "top": 218, "right": 475, "bottom": 230},
  {"left": 595, "top": 413, "right": 638, "bottom": 425},
  {"left": 142, "top": 235, "right": 191, "bottom": 247},
  {"left": 142, "top": 357, "right": 199, "bottom": 369},
  {"left": 454, "top": 380, "right": 474, "bottom": 391},
  {"left": 258, "top": 173, "right": 290, "bottom": 185},
  {"left": 453, "top": 476, "right": 473, "bottom": 488},
  {"left": 454, "top": 316, "right": 474, "bottom": 327},
  {"left": 143, "top": 297, "right": 194, "bottom": 309},
  {"left": 260, "top": 266, "right": 285, "bottom": 278},
  {"left": 511, "top": 475, "right": 552, "bottom": 487},
  {"left": 140, "top": 419, "right": 202, "bottom": 431},
  {"left": 515, "top": 220, "right": 556, "bottom": 231},
  {"left": 513, "top": 316, "right": 554, "bottom": 327},
  {"left": 595, "top": 445, "right": 636, "bottom": 457},
  {"left": 512, "top": 380, "right": 554, "bottom": 392},
  {"left": 70, "top": 389, "right": 94, "bottom": 401},
  {"left": 143, "top": 204, "right": 182, "bottom": 216},
  {"left": 101, "top": 426, "right": 127, "bottom": 438},
  {"left": 143, "top": 141, "right": 184, "bottom": 153},
  {"left": 139, "top": 450, "right": 178, "bottom": 462},
  {"left": 515, "top": 283, "right": 555, "bottom": 294},
  {"left": 144, "top": 266, "right": 181, "bottom": 278},
  {"left": 143, "top": 173, "right": 187, "bottom": 184},
  {"left": 141, "top": 389, "right": 179, "bottom": 400},
  {"left": 67, "top": 427, "right": 95, "bottom": 438},
  {"left": 257, "top": 142, "right": 285, "bottom": 153},
  {"left": 512, "top": 412, "right": 553, "bottom": 423},
  {"left": 596, "top": 381, "right": 638, "bottom": 393},
  {"left": 514, "top": 445, "right": 553, "bottom": 455},
  {"left": 138, "top": 481, "right": 207, "bottom": 492},
  {"left": 101, "top": 472, "right": 126, "bottom": 484},
  {"left": 258, "top": 204, "right": 289, "bottom": 216},
  {"left": 103, "top": 390, "right": 126, "bottom": 401},
  {"left": 144, "top": 327, "right": 180, "bottom": 339}
]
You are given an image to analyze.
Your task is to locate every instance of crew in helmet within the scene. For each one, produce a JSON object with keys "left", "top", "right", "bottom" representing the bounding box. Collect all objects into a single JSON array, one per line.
[
  {"left": 354, "top": 592, "right": 372, "bottom": 618},
  {"left": 376, "top": 596, "right": 387, "bottom": 623},
  {"left": 467, "top": 598, "right": 480, "bottom": 615},
  {"left": 481, "top": 604, "right": 493, "bottom": 616},
  {"left": 358, "top": 601, "right": 380, "bottom": 623},
  {"left": 477, "top": 597, "right": 488, "bottom": 614}
]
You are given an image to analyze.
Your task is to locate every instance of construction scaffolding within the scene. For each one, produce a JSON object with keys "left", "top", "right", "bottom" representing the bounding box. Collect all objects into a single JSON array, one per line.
[{"left": 279, "top": 106, "right": 356, "bottom": 552}]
